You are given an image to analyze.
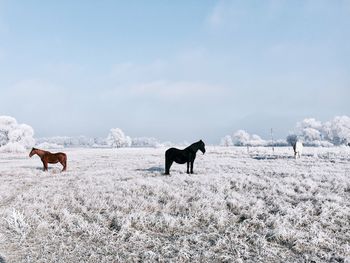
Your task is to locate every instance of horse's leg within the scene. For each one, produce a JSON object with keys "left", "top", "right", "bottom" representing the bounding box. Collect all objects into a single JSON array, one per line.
[
  {"left": 60, "top": 158, "right": 67, "bottom": 172},
  {"left": 60, "top": 156, "right": 67, "bottom": 172},
  {"left": 62, "top": 160, "right": 67, "bottom": 171},
  {"left": 190, "top": 161, "right": 194, "bottom": 174},
  {"left": 43, "top": 161, "right": 48, "bottom": 171},
  {"left": 165, "top": 158, "right": 173, "bottom": 175},
  {"left": 186, "top": 162, "right": 190, "bottom": 174}
]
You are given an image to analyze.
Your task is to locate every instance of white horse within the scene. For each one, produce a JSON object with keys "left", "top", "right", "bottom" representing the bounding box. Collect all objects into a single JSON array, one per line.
[{"left": 293, "top": 141, "right": 303, "bottom": 159}]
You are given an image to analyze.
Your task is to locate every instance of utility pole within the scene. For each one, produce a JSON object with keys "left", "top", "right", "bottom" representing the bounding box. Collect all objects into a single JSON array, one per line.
[{"left": 270, "top": 128, "right": 274, "bottom": 154}]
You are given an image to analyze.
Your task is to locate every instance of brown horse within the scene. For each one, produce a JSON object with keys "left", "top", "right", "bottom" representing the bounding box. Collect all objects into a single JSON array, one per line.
[{"left": 29, "top": 148, "right": 67, "bottom": 172}]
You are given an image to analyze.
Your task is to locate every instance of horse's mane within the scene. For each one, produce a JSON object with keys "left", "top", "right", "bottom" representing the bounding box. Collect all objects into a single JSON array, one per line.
[
  {"left": 186, "top": 140, "right": 203, "bottom": 152},
  {"left": 33, "top": 148, "right": 50, "bottom": 154}
]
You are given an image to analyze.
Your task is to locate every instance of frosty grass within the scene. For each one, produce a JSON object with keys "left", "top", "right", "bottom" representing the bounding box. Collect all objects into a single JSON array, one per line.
[{"left": 0, "top": 146, "right": 349, "bottom": 262}]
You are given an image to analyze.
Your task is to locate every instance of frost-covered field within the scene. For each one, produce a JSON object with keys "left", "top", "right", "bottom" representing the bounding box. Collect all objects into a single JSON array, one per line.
[{"left": 0, "top": 146, "right": 349, "bottom": 262}]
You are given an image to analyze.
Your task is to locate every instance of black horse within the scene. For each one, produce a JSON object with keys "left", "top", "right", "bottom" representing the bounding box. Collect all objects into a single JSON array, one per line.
[{"left": 165, "top": 140, "right": 206, "bottom": 175}]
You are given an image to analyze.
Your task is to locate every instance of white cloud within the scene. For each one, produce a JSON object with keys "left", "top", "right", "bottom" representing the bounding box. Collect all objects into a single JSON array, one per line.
[
  {"left": 208, "top": 1, "right": 225, "bottom": 27},
  {"left": 176, "top": 47, "right": 207, "bottom": 65},
  {"left": 206, "top": 0, "right": 276, "bottom": 30},
  {"left": 8, "top": 78, "right": 61, "bottom": 97},
  {"left": 0, "top": 12, "right": 7, "bottom": 60},
  {"left": 0, "top": 15, "right": 8, "bottom": 34},
  {"left": 206, "top": 0, "right": 241, "bottom": 29},
  {"left": 108, "top": 49, "right": 228, "bottom": 101},
  {"left": 46, "top": 63, "right": 87, "bottom": 76},
  {"left": 110, "top": 60, "right": 166, "bottom": 84},
  {"left": 129, "top": 80, "right": 225, "bottom": 98},
  {"left": 2, "top": 78, "right": 69, "bottom": 114},
  {"left": 0, "top": 47, "right": 5, "bottom": 60},
  {"left": 110, "top": 47, "right": 209, "bottom": 83},
  {"left": 206, "top": 0, "right": 348, "bottom": 30}
]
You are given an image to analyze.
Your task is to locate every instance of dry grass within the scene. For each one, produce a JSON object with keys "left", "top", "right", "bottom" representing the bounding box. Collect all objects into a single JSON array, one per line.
[{"left": 0, "top": 146, "right": 349, "bottom": 262}]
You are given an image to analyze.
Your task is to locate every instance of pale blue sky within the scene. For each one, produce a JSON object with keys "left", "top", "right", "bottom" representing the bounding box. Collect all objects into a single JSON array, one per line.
[{"left": 1, "top": 0, "right": 349, "bottom": 143}]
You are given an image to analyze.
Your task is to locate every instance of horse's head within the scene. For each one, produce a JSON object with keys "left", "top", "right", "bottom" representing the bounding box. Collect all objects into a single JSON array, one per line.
[
  {"left": 29, "top": 147, "right": 36, "bottom": 157},
  {"left": 199, "top": 140, "right": 206, "bottom": 154}
]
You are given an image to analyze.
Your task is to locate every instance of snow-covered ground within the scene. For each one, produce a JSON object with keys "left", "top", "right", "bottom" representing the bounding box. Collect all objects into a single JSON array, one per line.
[{"left": 0, "top": 146, "right": 349, "bottom": 262}]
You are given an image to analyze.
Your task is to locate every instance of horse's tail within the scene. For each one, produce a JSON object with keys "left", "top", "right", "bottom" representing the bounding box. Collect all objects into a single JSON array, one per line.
[
  {"left": 62, "top": 153, "right": 67, "bottom": 171},
  {"left": 165, "top": 149, "right": 173, "bottom": 175},
  {"left": 58, "top": 153, "right": 67, "bottom": 171},
  {"left": 165, "top": 148, "right": 172, "bottom": 160}
]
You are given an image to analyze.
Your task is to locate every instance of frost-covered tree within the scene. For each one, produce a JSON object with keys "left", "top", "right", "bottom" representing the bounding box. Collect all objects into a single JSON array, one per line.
[
  {"left": 132, "top": 137, "right": 160, "bottom": 148},
  {"left": 92, "top": 137, "right": 108, "bottom": 147},
  {"left": 35, "top": 142, "right": 64, "bottom": 149},
  {"left": 0, "top": 116, "right": 17, "bottom": 146},
  {"left": 106, "top": 128, "right": 131, "bottom": 148},
  {"left": 220, "top": 135, "right": 233, "bottom": 147},
  {"left": 290, "top": 116, "right": 350, "bottom": 146},
  {"left": 302, "top": 128, "right": 321, "bottom": 142},
  {"left": 9, "top": 124, "right": 35, "bottom": 148},
  {"left": 323, "top": 116, "right": 350, "bottom": 145},
  {"left": 296, "top": 118, "right": 323, "bottom": 142},
  {"left": 232, "top": 130, "right": 250, "bottom": 146},
  {"left": 297, "top": 118, "right": 322, "bottom": 131},
  {"left": 266, "top": 139, "right": 288, "bottom": 147},
  {"left": 249, "top": 134, "right": 266, "bottom": 146},
  {"left": 286, "top": 134, "right": 298, "bottom": 146},
  {"left": 232, "top": 130, "right": 266, "bottom": 146},
  {"left": 0, "top": 116, "right": 35, "bottom": 152},
  {"left": 36, "top": 136, "right": 98, "bottom": 148}
]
